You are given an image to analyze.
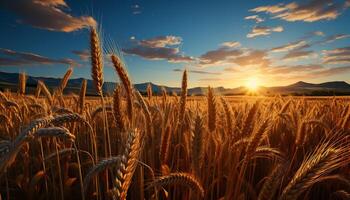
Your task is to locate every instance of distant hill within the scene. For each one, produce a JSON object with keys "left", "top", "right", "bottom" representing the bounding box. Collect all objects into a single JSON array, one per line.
[{"left": 1, "top": 71, "right": 350, "bottom": 96}]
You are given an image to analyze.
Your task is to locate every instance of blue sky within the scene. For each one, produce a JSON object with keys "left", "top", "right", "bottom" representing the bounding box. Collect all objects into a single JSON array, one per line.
[{"left": 0, "top": 0, "right": 350, "bottom": 87}]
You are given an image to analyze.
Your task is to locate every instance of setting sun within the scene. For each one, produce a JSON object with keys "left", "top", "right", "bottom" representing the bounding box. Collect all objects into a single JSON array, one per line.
[{"left": 245, "top": 77, "right": 260, "bottom": 91}]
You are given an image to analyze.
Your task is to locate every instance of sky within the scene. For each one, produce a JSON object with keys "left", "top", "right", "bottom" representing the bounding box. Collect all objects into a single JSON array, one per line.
[{"left": 0, "top": 0, "right": 350, "bottom": 88}]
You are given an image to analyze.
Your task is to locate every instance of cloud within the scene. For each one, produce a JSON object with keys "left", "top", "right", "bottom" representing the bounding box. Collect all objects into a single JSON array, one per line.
[
  {"left": 123, "top": 46, "right": 194, "bottom": 62},
  {"left": 247, "top": 26, "right": 284, "bottom": 38},
  {"left": 139, "top": 36, "right": 182, "bottom": 48},
  {"left": 250, "top": 0, "right": 348, "bottom": 22},
  {"left": 261, "top": 63, "right": 350, "bottom": 82},
  {"left": 312, "top": 31, "right": 326, "bottom": 37},
  {"left": 220, "top": 41, "right": 241, "bottom": 48},
  {"left": 315, "top": 66, "right": 350, "bottom": 76},
  {"left": 322, "top": 34, "right": 350, "bottom": 44},
  {"left": 173, "top": 68, "right": 221, "bottom": 75},
  {"left": 199, "top": 45, "right": 270, "bottom": 69},
  {"left": 300, "top": 31, "right": 325, "bottom": 39},
  {"left": 266, "top": 64, "right": 324, "bottom": 74},
  {"left": 282, "top": 50, "right": 317, "bottom": 61},
  {"left": 0, "top": 48, "right": 78, "bottom": 66},
  {"left": 322, "top": 46, "right": 350, "bottom": 64},
  {"left": 198, "top": 78, "right": 222, "bottom": 82},
  {"left": 244, "top": 15, "right": 264, "bottom": 23},
  {"left": 223, "top": 67, "right": 239, "bottom": 72},
  {"left": 123, "top": 35, "right": 193, "bottom": 63},
  {"left": 270, "top": 40, "right": 309, "bottom": 52},
  {"left": 1, "top": 0, "right": 96, "bottom": 32},
  {"left": 199, "top": 47, "right": 243, "bottom": 66},
  {"left": 229, "top": 50, "right": 271, "bottom": 68},
  {"left": 132, "top": 4, "right": 142, "bottom": 15},
  {"left": 72, "top": 50, "right": 89, "bottom": 61},
  {"left": 346, "top": 0, "right": 350, "bottom": 7}
]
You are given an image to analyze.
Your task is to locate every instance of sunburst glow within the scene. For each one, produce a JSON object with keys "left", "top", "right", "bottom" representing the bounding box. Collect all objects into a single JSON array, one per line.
[{"left": 245, "top": 77, "right": 260, "bottom": 91}]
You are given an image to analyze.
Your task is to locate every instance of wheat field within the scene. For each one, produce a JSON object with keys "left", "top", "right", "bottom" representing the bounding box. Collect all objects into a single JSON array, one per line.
[{"left": 0, "top": 28, "right": 350, "bottom": 200}]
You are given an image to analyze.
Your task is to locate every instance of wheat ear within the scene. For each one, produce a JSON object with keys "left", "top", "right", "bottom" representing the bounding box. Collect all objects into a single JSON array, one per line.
[
  {"left": 178, "top": 70, "right": 187, "bottom": 127},
  {"left": 78, "top": 79, "right": 87, "bottom": 114},
  {"left": 37, "top": 80, "right": 53, "bottom": 105},
  {"left": 114, "top": 130, "right": 143, "bottom": 199},
  {"left": 111, "top": 54, "right": 133, "bottom": 123},
  {"left": 90, "top": 27, "right": 104, "bottom": 95},
  {"left": 113, "top": 85, "right": 124, "bottom": 131},
  {"left": 279, "top": 133, "right": 350, "bottom": 200},
  {"left": 147, "top": 172, "right": 204, "bottom": 198},
  {"left": 84, "top": 156, "right": 121, "bottom": 191},
  {"left": 58, "top": 67, "right": 73, "bottom": 94},
  {"left": 207, "top": 86, "right": 216, "bottom": 132},
  {"left": 18, "top": 72, "right": 26, "bottom": 95}
]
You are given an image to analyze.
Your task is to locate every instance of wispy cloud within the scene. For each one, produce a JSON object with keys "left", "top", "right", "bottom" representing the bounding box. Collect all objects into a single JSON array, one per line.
[
  {"left": 173, "top": 68, "right": 221, "bottom": 75},
  {"left": 139, "top": 36, "right": 182, "bottom": 48},
  {"left": 199, "top": 47, "right": 243, "bottom": 66},
  {"left": 282, "top": 50, "right": 317, "bottom": 61},
  {"left": 72, "top": 50, "right": 90, "bottom": 61},
  {"left": 229, "top": 50, "right": 271, "bottom": 67},
  {"left": 266, "top": 64, "right": 324, "bottom": 75},
  {"left": 1, "top": 0, "right": 96, "bottom": 32},
  {"left": 123, "top": 46, "right": 193, "bottom": 63},
  {"left": 198, "top": 78, "right": 222, "bottom": 82},
  {"left": 270, "top": 40, "right": 309, "bottom": 53},
  {"left": 247, "top": 26, "right": 284, "bottom": 38},
  {"left": 262, "top": 64, "right": 350, "bottom": 81},
  {"left": 323, "top": 46, "right": 350, "bottom": 64},
  {"left": 322, "top": 34, "right": 350, "bottom": 44},
  {"left": 131, "top": 4, "right": 142, "bottom": 15},
  {"left": 0, "top": 48, "right": 78, "bottom": 66},
  {"left": 314, "top": 66, "right": 350, "bottom": 77},
  {"left": 123, "top": 35, "right": 193, "bottom": 63},
  {"left": 244, "top": 15, "right": 264, "bottom": 23},
  {"left": 220, "top": 41, "right": 241, "bottom": 48},
  {"left": 250, "top": 0, "right": 349, "bottom": 22}
]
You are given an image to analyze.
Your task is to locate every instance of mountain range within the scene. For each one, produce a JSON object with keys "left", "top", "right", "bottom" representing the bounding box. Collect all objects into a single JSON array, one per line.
[{"left": 1, "top": 71, "right": 350, "bottom": 96}]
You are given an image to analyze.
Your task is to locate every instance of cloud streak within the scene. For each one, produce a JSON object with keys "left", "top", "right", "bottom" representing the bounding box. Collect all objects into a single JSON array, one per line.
[
  {"left": 247, "top": 26, "right": 284, "bottom": 38},
  {"left": 323, "top": 46, "right": 350, "bottom": 64},
  {"left": 270, "top": 40, "right": 309, "bottom": 52},
  {"left": 282, "top": 50, "right": 317, "bottom": 61},
  {"left": 1, "top": 0, "right": 96, "bottom": 32},
  {"left": 199, "top": 47, "right": 243, "bottom": 66},
  {"left": 322, "top": 34, "right": 350, "bottom": 44},
  {"left": 250, "top": 0, "right": 349, "bottom": 22},
  {"left": 139, "top": 36, "right": 182, "bottom": 48},
  {"left": 123, "top": 36, "right": 193, "bottom": 63},
  {"left": 72, "top": 50, "right": 90, "bottom": 61},
  {"left": 173, "top": 68, "right": 221, "bottom": 75},
  {"left": 244, "top": 15, "right": 264, "bottom": 23},
  {"left": 0, "top": 48, "right": 78, "bottom": 66}
]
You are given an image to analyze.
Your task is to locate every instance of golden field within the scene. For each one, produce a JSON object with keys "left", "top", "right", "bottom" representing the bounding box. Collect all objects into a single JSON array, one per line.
[{"left": 0, "top": 28, "right": 350, "bottom": 200}]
